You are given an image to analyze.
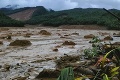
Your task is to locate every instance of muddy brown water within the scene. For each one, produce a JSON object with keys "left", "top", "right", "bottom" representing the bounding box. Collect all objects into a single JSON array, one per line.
[{"left": 0, "top": 26, "right": 119, "bottom": 79}]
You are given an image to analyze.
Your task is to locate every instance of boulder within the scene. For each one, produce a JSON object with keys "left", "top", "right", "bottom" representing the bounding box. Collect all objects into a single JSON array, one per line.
[
  {"left": 0, "top": 41, "right": 3, "bottom": 45},
  {"left": 104, "top": 36, "right": 113, "bottom": 40},
  {"left": 53, "top": 48, "right": 58, "bottom": 52},
  {"left": 9, "top": 40, "right": 32, "bottom": 46},
  {"left": 36, "top": 69, "right": 60, "bottom": 78},
  {"left": 71, "top": 33, "right": 79, "bottom": 35},
  {"left": 13, "top": 76, "right": 27, "bottom": 80},
  {"left": 113, "top": 33, "right": 120, "bottom": 37},
  {"left": 39, "top": 30, "right": 51, "bottom": 35},
  {"left": 84, "top": 34, "right": 95, "bottom": 39},
  {"left": 62, "top": 41, "right": 76, "bottom": 45}
]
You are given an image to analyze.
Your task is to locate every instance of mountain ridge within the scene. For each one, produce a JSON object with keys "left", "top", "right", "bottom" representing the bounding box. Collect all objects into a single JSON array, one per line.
[{"left": 0, "top": 6, "right": 120, "bottom": 30}]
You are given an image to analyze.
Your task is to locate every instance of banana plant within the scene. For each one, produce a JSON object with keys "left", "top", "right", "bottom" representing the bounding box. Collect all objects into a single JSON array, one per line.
[
  {"left": 94, "top": 47, "right": 120, "bottom": 80},
  {"left": 57, "top": 67, "right": 74, "bottom": 80}
]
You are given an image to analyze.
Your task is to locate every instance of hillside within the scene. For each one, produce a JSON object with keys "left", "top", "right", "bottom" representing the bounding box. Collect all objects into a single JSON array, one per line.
[
  {"left": 0, "top": 6, "right": 53, "bottom": 21},
  {"left": 9, "top": 8, "right": 37, "bottom": 21},
  {"left": 0, "top": 6, "right": 120, "bottom": 30},
  {"left": 26, "top": 8, "right": 120, "bottom": 30},
  {"left": 0, "top": 12, "right": 24, "bottom": 27}
]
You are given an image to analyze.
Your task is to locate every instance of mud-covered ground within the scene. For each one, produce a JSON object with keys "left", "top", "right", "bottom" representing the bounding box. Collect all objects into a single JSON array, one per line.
[{"left": 0, "top": 26, "right": 119, "bottom": 80}]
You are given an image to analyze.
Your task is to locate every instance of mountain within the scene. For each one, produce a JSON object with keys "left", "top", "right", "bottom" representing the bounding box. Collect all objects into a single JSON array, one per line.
[
  {"left": 0, "top": 6, "right": 54, "bottom": 21},
  {"left": 0, "top": 12, "right": 24, "bottom": 27},
  {"left": 26, "top": 8, "right": 120, "bottom": 30},
  {"left": 0, "top": 6, "right": 120, "bottom": 30}
]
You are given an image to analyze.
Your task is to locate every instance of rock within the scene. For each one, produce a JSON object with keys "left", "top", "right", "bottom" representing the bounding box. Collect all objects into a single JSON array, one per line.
[
  {"left": 0, "top": 65, "right": 2, "bottom": 68},
  {"left": 113, "top": 32, "right": 120, "bottom": 37},
  {"left": 71, "top": 33, "right": 79, "bottom": 35},
  {"left": 112, "top": 77, "right": 119, "bottom": 80},
  {"left": 74, "top": 67, "right": 94, "bottom": 75},
  {"left": 60, "top": 36, "right": 66, "bottom": 38},
  {"left": 0, "top": 35, "right": 7, "bottom": 39},
  {"left": 24, "top": 33, "right": 31, "bottom": 37},
  {"left": 6, "top": 35, "right": 12, "bottom": 39},
  {"left": 112, "top": 42, "right": 120, "bottom": 48},
  {"left": 36, "top": 69, "right": 60, "bottom": 78},
  {"left": 39, "top": 30, "right": 51, "bottom": 35},
  {"left": 104, "top": 36, "right": 113, "bottom": 40},
  {"left": 84, "top": 34, "right": 95, "bottom": 39},
  {"left": 98, "top": 32, "right": 109, "bottom": 36},
  {"left": 13, "top": 76, "right": 27, "bottom": 80},
  {"left": 55, "top": 55, "right": 80, "bottom": 69},
  {"left": 0, "top": 41, "right": 3, "bottom": 45},
  {"left": 9, "top": 40, "right": 32, "bottom": 46},
  {"left": 31, "top": 59, "right": 46, "bottom": 63},
  {"left": 64, "top": 34, "right": 69, "bottom": 36},
  {"left": 28, "top": 68, "right": 35, "bottom": 72},
  {"left": 53, "top": 48, "right": 58, "bottom": 52},
  {"left": 62, "top": 41, "right": 76, "bottom": 45},
  {"left": 3, "top": 64, "right": 11, "bottom": 71}
]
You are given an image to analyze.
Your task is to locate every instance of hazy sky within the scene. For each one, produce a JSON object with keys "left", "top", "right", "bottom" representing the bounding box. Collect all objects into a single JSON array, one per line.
[{"left": 0, "top": 0, "right": 120, "bottom": 10}]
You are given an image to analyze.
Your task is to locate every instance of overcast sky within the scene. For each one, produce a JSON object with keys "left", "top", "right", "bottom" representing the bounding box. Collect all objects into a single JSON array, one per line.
[{"left": 0, "top": 0, "right": 120, "bottom": 10}]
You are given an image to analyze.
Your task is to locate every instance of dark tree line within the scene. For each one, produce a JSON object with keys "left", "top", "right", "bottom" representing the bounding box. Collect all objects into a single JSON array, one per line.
[
  {"left": 26, "top": 8, "right": 120, "bottom": 30},
  {"left": 0, "top": 12, "right": 24, "bottom": 27}
]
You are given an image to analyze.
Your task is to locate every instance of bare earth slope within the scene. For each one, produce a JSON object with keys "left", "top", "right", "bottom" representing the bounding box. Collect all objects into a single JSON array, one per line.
[{"left": 9, "top": 8, "right": 37, "bottom": 21}]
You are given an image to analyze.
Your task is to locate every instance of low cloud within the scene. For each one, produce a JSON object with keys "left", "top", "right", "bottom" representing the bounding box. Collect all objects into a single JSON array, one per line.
[{"left": 0, "top": 0, "right": 120, "bottom": 10}]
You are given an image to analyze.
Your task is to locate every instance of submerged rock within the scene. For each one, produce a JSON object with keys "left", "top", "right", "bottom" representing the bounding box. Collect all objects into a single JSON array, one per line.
[
  {"left": 9, "top": 40, "right": 32, "bottom": 46},
  {"left": 0, "top": 41, "right": 3, "bottom": 45},
  {"left": 71, "top": 33, "right": 79, "bottom": 35},
  {"left": 113, "top": 32, "right": 120, "bottom": 37},
  {"left": 55, "top": 55, "right": 80, "bottom": 69},
  {"left": 13, "top": 76, "right": 27, "bottom": 80},
  {"left": 36, "top": 69, "right": 60, "bottom": 78},
  {"left": 74, "top": 67, "right": 94, "bottom": 75},
  {"left": 53, "top": 48, "right": 58, "bottom": 52},
  {"left": 62, "top": 41, "right": 76, "bottom": 45},
  {"left": 3, "top": 64, "right": 11, "bottom": 71},
  {"left": 39, "top": 30, "right": 51, "bottom": 35},
  {"left": 104, "top": 36, "right": 113, "bottom": 40},
  {"left": 84, "top": 34, "right": 95, "bottom": 39},
  {"left": 6, "top": 35, "right": 12, "bottom": 39}
]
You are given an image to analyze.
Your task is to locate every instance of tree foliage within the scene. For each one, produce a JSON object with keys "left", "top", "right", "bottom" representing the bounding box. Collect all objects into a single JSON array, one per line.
[
  {"left": 0, "top": 12, "right": 24, "bottom": 27},
  {"left": 26, "top": 8, "right": 120, "bottom": 30}
]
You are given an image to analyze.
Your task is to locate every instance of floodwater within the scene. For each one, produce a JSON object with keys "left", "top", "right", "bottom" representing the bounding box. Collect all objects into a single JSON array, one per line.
[{"left": 0, "top": 27, "right": 119, "bottom": 80}]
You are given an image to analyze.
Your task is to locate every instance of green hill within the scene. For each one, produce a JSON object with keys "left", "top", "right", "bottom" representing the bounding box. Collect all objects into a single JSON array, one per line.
[
  {"left": 0, "top": 12, "right": 24, "bottom": 27},
  {"left": 32, "top": 6, "right": 54, "bottom": 17},
  {"left": 26, "top": 8, "right": 120, "bottom": 30},
  {"left": 0, "top": 6, "right": 120, "bottom": 30}
]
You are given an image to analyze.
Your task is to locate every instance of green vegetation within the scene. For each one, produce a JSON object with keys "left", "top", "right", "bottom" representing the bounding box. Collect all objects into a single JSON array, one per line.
[
  {"left": 1, "top": 6, "right": 120, "bottom": 29},
  {"left": 57, "top": 67, "right": 74, "bottom": 80},
  {"left": 57, "top": 36, "right": 120, "bottom": 80},
  {"left": 93, "top": 47, "right": 120, "bottom": 80},
  {"left": 32, "top": 6, "right": 52, "bottom": 17},
  {"left": 0, "top": 12, "right": 24, "bottom": 27},
  {"left": 26, "top": 8, "right": 120, "bottom": 30},
  {"left": 58, "top": 47, "right": 120, "bottom": 80}
]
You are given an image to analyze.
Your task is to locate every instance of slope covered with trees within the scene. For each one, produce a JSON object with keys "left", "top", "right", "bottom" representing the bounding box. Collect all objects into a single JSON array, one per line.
[
  {"left": 26, "top": 8, "right": 120, "bottom": 30},
  {"left": 0, "top": 12, "right": 24, "bottom": 27}
]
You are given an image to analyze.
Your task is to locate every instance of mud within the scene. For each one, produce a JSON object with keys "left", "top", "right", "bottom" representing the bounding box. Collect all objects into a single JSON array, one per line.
[{"left": 0, "top": 26, "right": 119, "bottom": 79}]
